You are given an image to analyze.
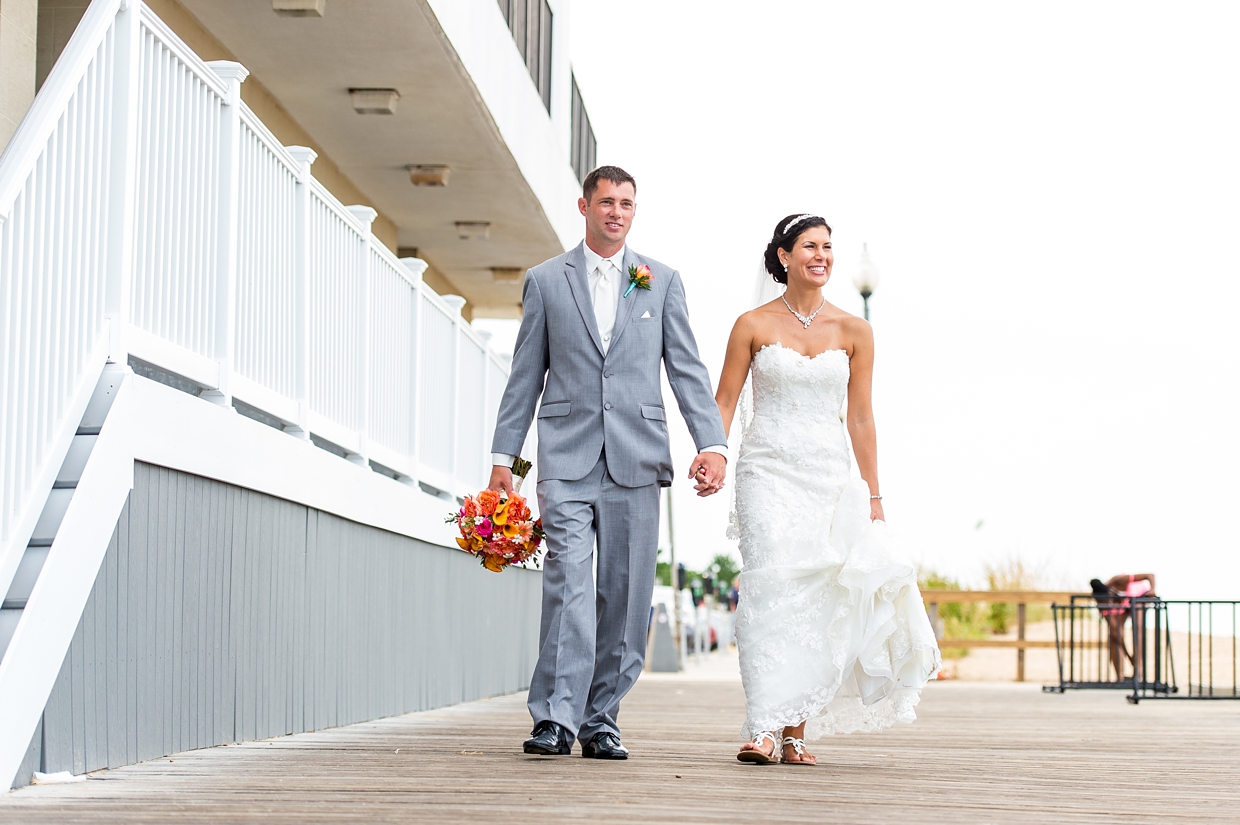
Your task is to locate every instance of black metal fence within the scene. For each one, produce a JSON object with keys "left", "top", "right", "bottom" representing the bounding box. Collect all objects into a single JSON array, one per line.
[{"left": 1045, "top": 596, "right": 1239, "bottom": 703}]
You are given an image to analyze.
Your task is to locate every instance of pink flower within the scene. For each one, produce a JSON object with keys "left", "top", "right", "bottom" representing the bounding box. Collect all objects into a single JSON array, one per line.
[{"left": 476, "top": 518, "right": 493, "bottom": 538}]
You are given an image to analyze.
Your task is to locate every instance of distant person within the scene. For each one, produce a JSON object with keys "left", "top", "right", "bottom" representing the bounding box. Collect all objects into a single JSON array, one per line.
[
  {"left": 712, "top": 214, "right": 941, "bottom": 766},
  {"left": 1090, "top": 574, "right": 1157, "bottom": 681},
  {"left": 727, "top": 578, "right": 740, "bottom": 612}
]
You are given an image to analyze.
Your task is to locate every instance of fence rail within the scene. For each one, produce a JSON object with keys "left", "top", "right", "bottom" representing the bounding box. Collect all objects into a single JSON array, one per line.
[
  {"left": 921, "top": 590, "right": 1090, "bottom": 682},
  {"left": 0, "top": 0, "right": 515, "bottom": 604}
]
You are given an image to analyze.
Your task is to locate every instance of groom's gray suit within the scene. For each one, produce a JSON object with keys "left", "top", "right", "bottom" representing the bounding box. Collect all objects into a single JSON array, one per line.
[{"left": 492, "top": 241, "right": 726, "bottom": 746}]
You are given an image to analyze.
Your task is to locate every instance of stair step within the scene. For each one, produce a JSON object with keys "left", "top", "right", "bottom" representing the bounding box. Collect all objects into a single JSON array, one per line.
[
  {"left": 5, "top": 546, "right": 49, "bottom": 604},
  {"left": 30, "top": 487, "right": 74, "bottom": 544},
  {"left": 57, "top": 434, "right": 97, "bottom": 484},
  {"left": 0, "top": 608, "right": 21, "bottom": 661},
  {"left": 75, "top": 426, "right": 102, "bottom": 436},
  {"left": 1, "top": 600, "right": 26, "bottom": 610}
]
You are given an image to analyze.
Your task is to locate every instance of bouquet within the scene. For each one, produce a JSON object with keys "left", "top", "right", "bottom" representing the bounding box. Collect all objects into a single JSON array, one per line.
[{"left": 447, "top": 458, "right": 543, "bottom": 572}]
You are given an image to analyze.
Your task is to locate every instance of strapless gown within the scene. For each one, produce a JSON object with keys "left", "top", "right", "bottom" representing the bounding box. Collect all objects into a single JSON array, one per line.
[{"left": 730, "top": 344, "right": 941, "bottom": 740}]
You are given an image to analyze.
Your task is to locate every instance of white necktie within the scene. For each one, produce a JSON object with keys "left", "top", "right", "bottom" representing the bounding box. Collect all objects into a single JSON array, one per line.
[{"left": 594, "top": 261, "right": 616, "bottom": 354}]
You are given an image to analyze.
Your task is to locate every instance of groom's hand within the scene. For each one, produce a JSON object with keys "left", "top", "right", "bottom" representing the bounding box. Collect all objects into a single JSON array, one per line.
[
  {"left": 488, "top": 465, "right": 515, "bottom": 495},
  {"left": 689, "top": 452, "right": 727, "bottom": 497}
]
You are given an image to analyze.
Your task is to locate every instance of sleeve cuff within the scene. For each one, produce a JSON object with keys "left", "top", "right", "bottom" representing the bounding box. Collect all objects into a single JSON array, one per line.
[
  {"left": 492, "top": 453, "right": 516, "bottom": 467},
  {"left": 699, "top": 445, "right": 729, "bottom": 461}
]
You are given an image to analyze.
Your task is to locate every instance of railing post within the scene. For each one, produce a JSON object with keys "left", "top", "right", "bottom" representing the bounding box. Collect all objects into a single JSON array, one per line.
[
  {"left": 345, "top": 206, "right": 376, "bottom": 467},
  {"left": 202, "top": 60, "right": 249, "bottom": 408},
  {"left": 105, "top": 0, "right": 141, "bottom": 365},
  {"left": 285, "top": 146, "right": 317, "bottom": 440},
  {"left": 1017, "top": 602, "right": 1027, "bottom": 682},
  {"left": 439, "top": 295, "right": 467, "bottom": 493},
  {"left": 402, "top": 257, "right": 428, "bottom": 487}
]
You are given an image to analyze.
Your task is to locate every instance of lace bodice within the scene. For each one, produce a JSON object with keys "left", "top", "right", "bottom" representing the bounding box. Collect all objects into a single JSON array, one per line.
[{"left": 749, "top": 343, "right": 849, "bottom": 428}]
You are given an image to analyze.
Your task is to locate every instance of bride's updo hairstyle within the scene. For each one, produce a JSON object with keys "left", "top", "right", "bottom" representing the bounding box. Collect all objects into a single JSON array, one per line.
[{"left": 764, "top": 214, "right": 832, "bottom": 284}]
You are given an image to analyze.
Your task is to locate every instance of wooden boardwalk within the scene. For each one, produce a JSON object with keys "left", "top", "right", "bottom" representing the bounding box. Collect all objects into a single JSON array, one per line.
[{"left": 3, "top": 667, "right": 1238, "bottom": 823}]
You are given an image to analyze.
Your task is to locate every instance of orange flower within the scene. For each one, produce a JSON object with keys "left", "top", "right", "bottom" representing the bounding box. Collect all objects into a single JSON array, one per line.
[
  {"left": 455, "top": 537, "right": 472, "bottom": 551},
  {"left": 463, "top": 497, "right": 478, "bottom": 518},
  {"left": 483, "top": 554, "right": 506, "bottom": 573},
  {"left": 478, "top": 489, "right": 499, "bottom": 516}
]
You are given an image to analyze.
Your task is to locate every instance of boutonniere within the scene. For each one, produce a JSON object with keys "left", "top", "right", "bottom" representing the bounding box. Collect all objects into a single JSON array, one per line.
[{"left": 624, "top": 264, "right": 652, "bottom": 297}]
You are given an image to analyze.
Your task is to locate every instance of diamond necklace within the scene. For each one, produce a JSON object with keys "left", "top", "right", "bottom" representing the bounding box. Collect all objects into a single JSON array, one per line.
[{"left": 781, "top": 294, "right": 827, "bottom": 329}]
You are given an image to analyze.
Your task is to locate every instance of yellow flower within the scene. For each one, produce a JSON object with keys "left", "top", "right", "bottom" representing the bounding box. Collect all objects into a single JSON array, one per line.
[
  {"left": 455, "top": 537, "right": 472, "bottom": 551},
  {"left": 483, "top": 554, "right": 506, "bottom": 573},
  {"left": 502, "top": 521, "right": 521, "bottom": 538},
  {"left": 493, "top": 499, "right": 510, "bottom": 526}
]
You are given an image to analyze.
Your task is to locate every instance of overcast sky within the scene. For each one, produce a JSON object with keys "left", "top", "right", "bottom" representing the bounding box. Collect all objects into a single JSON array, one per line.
[{"left": 486, "top": 1, "right": 1240, "bottom": 597}]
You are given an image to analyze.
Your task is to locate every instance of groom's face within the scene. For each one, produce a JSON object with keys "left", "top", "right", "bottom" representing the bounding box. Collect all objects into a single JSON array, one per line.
[{"left": 579, "top": 181, "right": 636, "bottom": 248}]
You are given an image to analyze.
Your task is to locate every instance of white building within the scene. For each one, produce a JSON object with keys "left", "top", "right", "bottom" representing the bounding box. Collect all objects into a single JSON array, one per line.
[{"left": 0, "top": 0, "right": 596, "bottom": 790}]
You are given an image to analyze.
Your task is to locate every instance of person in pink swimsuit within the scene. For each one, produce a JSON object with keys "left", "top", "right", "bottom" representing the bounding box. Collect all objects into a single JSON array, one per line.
[{"left": 1090, "top": 574, "right": 1157, "bottom": 681}]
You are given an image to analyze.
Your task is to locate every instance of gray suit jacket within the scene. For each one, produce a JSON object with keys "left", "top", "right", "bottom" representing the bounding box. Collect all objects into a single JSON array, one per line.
[{"left": 492, "top": 243, "right": 727, "bottom": 488}]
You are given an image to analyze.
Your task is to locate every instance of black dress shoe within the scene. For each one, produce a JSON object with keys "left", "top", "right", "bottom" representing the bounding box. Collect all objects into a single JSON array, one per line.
[
  {"left": 523, "top": 721, "right": 572, "bottom": 755},
  {"left": 581, "top": 732, "right": 629, "bottom": 760}
]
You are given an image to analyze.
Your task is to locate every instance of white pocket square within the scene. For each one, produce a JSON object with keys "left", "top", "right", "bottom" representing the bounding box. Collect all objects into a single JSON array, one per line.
[{"left": 640, "top": 310, "right": 652, "bottom": 319}]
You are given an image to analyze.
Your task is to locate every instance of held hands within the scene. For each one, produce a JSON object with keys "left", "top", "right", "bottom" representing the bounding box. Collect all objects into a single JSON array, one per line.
[
  {"left": 488, "top": 465, "right": 515, "bottom": 495},
  {"left": 690, "top": 452, "right": 727, "bottom": 497}
]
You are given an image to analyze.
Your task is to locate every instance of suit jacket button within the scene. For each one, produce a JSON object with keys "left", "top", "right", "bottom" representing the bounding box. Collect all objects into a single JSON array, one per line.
[{"left": 604, "top": 403, "right": 612, "bottom": 410}]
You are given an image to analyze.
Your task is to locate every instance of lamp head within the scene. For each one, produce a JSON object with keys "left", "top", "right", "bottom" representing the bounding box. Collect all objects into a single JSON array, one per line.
[{"left": 853, "top": 242, "right": 880, "bottom": 300}]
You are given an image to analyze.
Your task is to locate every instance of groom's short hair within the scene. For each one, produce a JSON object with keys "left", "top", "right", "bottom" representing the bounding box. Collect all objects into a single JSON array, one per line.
[{"left": 583, "top": 166, "right": 636, "bottom": 203}]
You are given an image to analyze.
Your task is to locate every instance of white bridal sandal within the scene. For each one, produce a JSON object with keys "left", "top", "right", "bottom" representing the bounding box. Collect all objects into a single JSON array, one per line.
[
  {"left": 782, "top": 736, "right": 816, "bottom": 766},
  {"left": 736, "top": 731, "right": 780, "bottom": 764}
]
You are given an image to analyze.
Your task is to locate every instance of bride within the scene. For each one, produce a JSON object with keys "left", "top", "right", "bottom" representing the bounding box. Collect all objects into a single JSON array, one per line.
[{"left": 708, "top": 214, "right": 941, "bottom": 765}]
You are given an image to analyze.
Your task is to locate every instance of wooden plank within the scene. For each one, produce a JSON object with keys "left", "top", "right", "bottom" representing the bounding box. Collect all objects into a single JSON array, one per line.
[
  {"left": 3, "top": 679, "right": 1235, "bottom": 823},
  {"left": 921, "top": 590, "right": 1085, "bottom": 604},
  {"left": 107, "top": 498, "right": 128, "bottom": 769},
  {"left": 938, "top": 638, "right": 1078, "bottom": 649},
  {"left": 127, "top": 465, "right": 148, "bottom": 763}
]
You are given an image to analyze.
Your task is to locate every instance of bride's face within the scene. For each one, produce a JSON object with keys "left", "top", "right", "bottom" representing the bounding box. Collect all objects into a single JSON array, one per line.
[{"left": 779, "top": 226, "right": 833, "bottom": 288}]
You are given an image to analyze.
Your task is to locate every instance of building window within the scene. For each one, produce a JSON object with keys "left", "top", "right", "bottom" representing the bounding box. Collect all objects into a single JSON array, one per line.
[
  {"left": 570, "top": 74, "right": 597, "bottom": 185},
  {"left": 496, "top": 0, "right": 553, "bottom": 112}
]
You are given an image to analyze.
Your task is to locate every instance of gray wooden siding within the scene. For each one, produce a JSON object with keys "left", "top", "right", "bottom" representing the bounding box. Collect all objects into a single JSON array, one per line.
[{"left": 12, "top": 463, "right": 541, "bottom": 788}]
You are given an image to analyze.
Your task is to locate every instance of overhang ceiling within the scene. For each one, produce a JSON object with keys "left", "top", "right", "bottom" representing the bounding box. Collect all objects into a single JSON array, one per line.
[{"left": 178, "top": 0, "right": 565, "bottom": 313}]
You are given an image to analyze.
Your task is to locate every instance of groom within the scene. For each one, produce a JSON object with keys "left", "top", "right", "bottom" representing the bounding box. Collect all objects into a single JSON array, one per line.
[{"left": 489, "top": 166, "right": 728, "bottom": 759}]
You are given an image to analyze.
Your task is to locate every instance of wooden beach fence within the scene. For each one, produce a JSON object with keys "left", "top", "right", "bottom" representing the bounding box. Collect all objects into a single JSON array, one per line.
[{"left": 921, "top": 591, "right": 1092, "bottom": 682}]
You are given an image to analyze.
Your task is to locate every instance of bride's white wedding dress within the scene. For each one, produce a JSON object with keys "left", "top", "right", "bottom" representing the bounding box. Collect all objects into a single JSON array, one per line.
[{"left": 730, "top": 343, "right": 941, "bottom": 740}]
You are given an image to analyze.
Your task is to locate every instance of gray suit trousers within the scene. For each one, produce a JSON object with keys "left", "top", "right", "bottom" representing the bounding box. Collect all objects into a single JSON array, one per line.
[{"left": 529, "top": 451, "right": 661, "bottom": 746}]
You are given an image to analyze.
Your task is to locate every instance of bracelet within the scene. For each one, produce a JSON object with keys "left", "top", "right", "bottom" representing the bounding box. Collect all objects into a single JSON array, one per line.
[{"left": 870, "top": 495, "right": 882, "bottom": 500}]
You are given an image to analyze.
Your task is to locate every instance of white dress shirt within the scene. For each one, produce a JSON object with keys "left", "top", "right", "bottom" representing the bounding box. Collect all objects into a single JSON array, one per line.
[
  {"left": 493, "top": 241, "right": 727, "bottom": 468},
  {"left": 582, "top": 243, "right": 625, "bottom": 355}
]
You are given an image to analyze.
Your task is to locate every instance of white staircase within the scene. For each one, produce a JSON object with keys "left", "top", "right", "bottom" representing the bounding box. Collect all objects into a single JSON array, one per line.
[{"left": 0, "top": 0, "right": 517, "bottom": 790}]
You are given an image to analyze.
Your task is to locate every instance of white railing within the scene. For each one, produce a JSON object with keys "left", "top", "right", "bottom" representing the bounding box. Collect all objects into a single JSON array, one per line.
[{"left": 0, "top": 0, "right": 515, "bottom": 593}]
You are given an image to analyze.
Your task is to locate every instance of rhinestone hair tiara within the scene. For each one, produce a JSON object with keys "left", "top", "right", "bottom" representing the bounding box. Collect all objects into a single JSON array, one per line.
[{"left": 780, "top": 213, "right": 822, "bottom": 237}]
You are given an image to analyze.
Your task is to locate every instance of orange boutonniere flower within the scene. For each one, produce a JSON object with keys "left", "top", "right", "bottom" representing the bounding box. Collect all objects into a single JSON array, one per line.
[{"left": 624, "top": 264, "right": 652, "bottom": 297}]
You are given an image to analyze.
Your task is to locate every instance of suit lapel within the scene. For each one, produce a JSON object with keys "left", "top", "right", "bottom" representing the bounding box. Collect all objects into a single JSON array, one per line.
[
  {"left": 607, "top": 248, "right": 641, "bottom": 354},
  {"left": 564, "top": 242, "right": 604, "bottom": 356}
]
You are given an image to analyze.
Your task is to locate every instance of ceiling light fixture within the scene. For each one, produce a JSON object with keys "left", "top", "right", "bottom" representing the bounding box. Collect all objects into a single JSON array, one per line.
[
  {"left": 406, "top": 165, "right": 450, "bottom": 187},
  {"left": 455, "top": 222, "right": 491, "bottom": 241},
  {"left": 350, "top": 88, "right": 399, "bottom": 115},
  {"left": 272, "top": 0, "right": 325, "bottom": 17}
]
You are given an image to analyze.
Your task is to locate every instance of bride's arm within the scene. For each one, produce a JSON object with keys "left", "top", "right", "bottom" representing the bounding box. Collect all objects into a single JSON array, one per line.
[
  {"left": 845, "top": 319, "right": 884, "bottom": 521},
  {"left": 714, "top": 313, "right": 756, "bottom": 438}
]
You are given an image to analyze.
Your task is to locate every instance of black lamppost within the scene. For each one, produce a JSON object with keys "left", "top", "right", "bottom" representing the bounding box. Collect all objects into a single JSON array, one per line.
[{"left": 854, "top": 242, "right": 881, "bottom": 321}]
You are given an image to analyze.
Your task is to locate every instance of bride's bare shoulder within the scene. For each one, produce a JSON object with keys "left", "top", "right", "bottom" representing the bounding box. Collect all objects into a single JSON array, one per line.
[
  {"left": 734, "top": 301, "right": 783, "bottom": 331},
  {"left": 832, "top": 310, "right": 873, "bottom": 350}
]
